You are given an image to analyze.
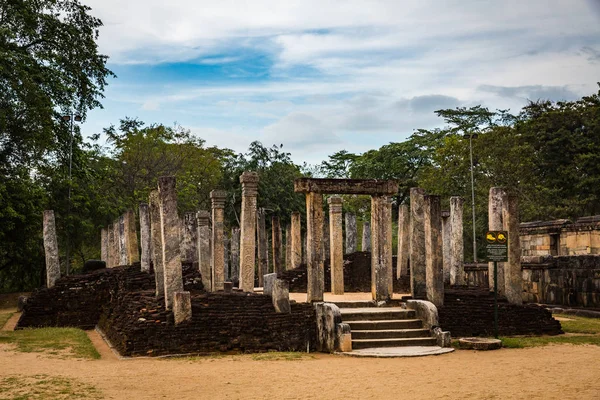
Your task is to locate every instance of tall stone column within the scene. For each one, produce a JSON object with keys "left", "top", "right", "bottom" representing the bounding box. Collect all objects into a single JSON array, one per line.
[
  {"left": 489, "top": 187, "right": 507, "bottom": 294},
  {"left": 159, "top": 176, "right": 184, "bottom": 309},
  {"left": 306, "top": 192, "right": 324, "bottom": 302},
  {"left": 345, "top": 213, "right": 357, "bottom": 254},
  {"left": 231, "top": 227, "right": 240, "bottom": 287},
  {"left": 210, "top": 189, "right": 227, "bottom": 291},
  {"left": 450, "top": 196, "right": 465, "bottom": 286},
  {"left": 101, "top": 227, "right": 108, "bottom": 263},
  {"left": 272, "top": 216, "right": 283, "bottom": 274},
  {"left": 224, "top": 236, "right": 231, "bottom": 282},
  {"left": 322, "top": 217, "right": 330, "bottom": 261},
  {"left": 118, "top": 214, "right": 127, "bottom": 265},
  {"left": 124, "top": 209, "right": 139, "bottom": 265},
  {"left": 43, "top": 210, "right": 60, "bottom": 288},
  {"left": 302, "top": 234, "right": 307, "bottom": 265},
  {"left": 371, "top": 195, "right": 393, "bottom": 301},
  {"left": 441, "top": 210, "right": 451, "bottom": 285},
  {"left": 257, "top": 208, "right": 267, "bottom": 287},
  {"left": 139, "top": 203, "right": 151, "bottom": 273},
  {"left": 328, "top": 196, "right": 344, "bottom": 295},
  {"left": 285, "top": 224, "right": 291, "bottom": 270},
  {"left": 291, "top": 211, "right": 302, "bottom": 270},
  {"left": 196, "top": 211, "right": 212, "bottom": 291},
  {"left": 503, "top": 194, "right": 523, "bottom": 304},
  {"left": 181, "top": 212, "right": 198, "bottom": 264},
  {"left": 111, "top": 222, "right": 119, "bottom": 267},
  {"left": 397, "top": 204, "right": 410, "bottom": 279},
  {"left": 424, "top": 195, "right": 444, "bottom": 307},
  {"left": 239, "top": 171, "right": 259, "bottom": 291},
  {"left": 149, "top": 190, "right": 165, "bottom": 297},
  {"left": 410, "top": 188, "right": 427, "bottom": 299},
  {"left": 361, "top": 221, "right": 371, "bottom": 252}
]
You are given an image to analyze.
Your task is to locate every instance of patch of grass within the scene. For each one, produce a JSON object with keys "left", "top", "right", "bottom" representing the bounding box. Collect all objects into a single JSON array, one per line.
[
  {"left": 555, "top": 314, "right": 600, "bottom": 334},
  {"left": 0, "top": 374, "right": 101, "bottom": 400},
  {"left": 250, "top": 351, "right": 315, "bottom": 361},
  {"left": 0, "top": 312, "right": 13, "bottom": 329},
  {"left": 0, "top": 328, "right": 100, "bottom": 360},
  {"left": 501, "top": 335, "right": 600, "bottom": 348}
]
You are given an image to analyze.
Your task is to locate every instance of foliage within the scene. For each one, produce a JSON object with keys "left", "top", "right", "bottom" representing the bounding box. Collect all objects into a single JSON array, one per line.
[{"left": 0, "top": 327, "right": 101, "bottom": 359}]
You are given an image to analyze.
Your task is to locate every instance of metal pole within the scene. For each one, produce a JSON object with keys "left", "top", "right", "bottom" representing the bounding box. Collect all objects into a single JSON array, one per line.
[
  {"left": 65, "top": 112, "right": 73, "bottom": 276},
  {"left": 494, "top": 260, "right": 498, "bottom": 338},
  {"left": 469, "top": 135, "right": 477, "bottom": 263}
]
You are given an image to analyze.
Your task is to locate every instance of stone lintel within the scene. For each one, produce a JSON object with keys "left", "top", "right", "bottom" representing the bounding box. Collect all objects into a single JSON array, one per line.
[{"left": 294, "top": 178, "right": 398, "bottom": 195}]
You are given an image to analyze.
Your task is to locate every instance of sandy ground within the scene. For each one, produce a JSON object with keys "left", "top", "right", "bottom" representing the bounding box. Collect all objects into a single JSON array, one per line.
[{"left": 1, "top": 331, "right": 600, "bottom": 400}]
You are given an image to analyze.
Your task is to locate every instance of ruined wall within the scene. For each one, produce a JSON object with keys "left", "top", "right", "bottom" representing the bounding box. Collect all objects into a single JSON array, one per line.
[
  {"left": 438, "top": 288, "right": 562, "bottom": 337},
  {"left": 520, "top": 217, "right": 600, "bottom": 256}
]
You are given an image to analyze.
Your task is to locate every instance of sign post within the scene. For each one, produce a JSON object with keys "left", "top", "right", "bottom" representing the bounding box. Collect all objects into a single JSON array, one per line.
[{"left": 485, "top": 231, "right": 508, "bottom": 339}]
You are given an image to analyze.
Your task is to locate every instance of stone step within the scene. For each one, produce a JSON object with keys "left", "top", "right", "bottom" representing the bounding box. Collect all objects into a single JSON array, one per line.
[
  {"left": 351, "top": 337, "right": 437, "bottom": 349},
  {"left": 340, "top": 308, "right": 415, "bottom": 321},
  {"left": 346, "top": 319, "right": 423, "bottom": 330},
  {"left": 351, "top": 328, "right": 431, "bottom": 340},
  {"left": 334, "top": 301, "right": 379, "bottom": 308}
]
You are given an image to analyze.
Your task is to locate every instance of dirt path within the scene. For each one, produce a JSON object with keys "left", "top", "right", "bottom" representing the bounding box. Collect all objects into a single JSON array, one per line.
[
  {"left": 1, "top": 312, "right": 21, "bottom": 331},
  {"left": 1, "top": 343, "right": 599, "bottom": 399}
]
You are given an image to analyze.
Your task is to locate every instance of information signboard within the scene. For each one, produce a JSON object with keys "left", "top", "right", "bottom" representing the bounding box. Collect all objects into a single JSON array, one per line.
[{"left": 485, "top": 231, "right": 508, "bottom": 262}]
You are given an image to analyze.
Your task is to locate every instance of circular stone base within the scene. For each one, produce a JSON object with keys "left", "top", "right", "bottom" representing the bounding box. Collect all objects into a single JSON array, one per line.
[{"left": 458, "top": 338, "right": 502, "bottom": 350}]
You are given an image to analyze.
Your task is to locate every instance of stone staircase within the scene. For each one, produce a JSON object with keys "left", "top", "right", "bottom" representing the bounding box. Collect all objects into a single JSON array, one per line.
[{"left": 336, "top": 302, "right": 437, "bottom": 350}]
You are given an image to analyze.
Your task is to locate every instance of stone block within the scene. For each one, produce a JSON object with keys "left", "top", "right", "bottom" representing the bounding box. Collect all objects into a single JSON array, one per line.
[
  {"left": 173, "top": 291, "right": 192, "bottom": 325},
  {"left": 433, "top": 327, "right": 451, "bottom": 348},
  {"left": 314, "top": 302, "right": 342, "bottom": 353},
  {"left": 405, "top": 299, "right": 439, "bottom": 329},
  {"left": 272, "top": 279, "right": 291, "bottom": 313},
  {"left": 263, "top": 273, "right": 277, "bottom": 297},
  {"left": 336, "top": 323, "right": 352, "bottom": 352}
]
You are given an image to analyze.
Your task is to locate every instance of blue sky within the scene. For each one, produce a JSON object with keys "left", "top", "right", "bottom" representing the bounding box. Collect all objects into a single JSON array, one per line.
[{"left": 83, "top": 0, "right": 600, "bottom": 164}]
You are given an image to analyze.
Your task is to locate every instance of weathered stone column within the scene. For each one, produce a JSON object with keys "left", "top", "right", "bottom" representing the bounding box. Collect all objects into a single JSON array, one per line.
[
  {"left": 210, "top": 190, "right": 227, "bottom": 291},
  {"left": 272, "top": 216, "right": 283, "bottom": 274},
  {"left": 118, "top": 214, "right": 127, "bottom": 265},
  {"left": 285, "top": 223, "right": 291, "bottom": 270},
  {"left": 224, "top": 236, "right": 230, "bottom": 282},
  {"left": 306, "top": 192, "right": 324, "bottom": 302},
  {"left": 149, "top": 190, "right": 165, "bottom": 297},
  {"left": 328, "top": 196, "right": 344, "bottom": 295},
  {"left": 302, "top": 234, "right": 307, "bottom": 265},
  {"left": 410, "top": 188, "right": 427, "bottom": 299},
  {"left": 101, "top": 227, "right": 108, "bottom": 263},
  {"left": 159, "top": 176, "right": 184, "bottom": 309},
  {"left": 239, "top": 171, "right": 259, "bottom": 291},
  {"left": 291, "top": 211, "right": 302, "bottom": 270},
  {"left": 424, "top": 195, "right": 444, "bottom": 307},
  {"left": 345, "top": 213, "right": 357, "bottom": 254},
  {"left": 196, "top": 211, "right": 211, "bottom": 291},
  {"left": 397, "top": 204, "right": 410, "bottom": 279},
  {"left": 257, "top": 208, "right": 267, "bottom": 287},
  {"left": 450, "top": 196, "right": 465, "bottom": 286},
  {"left": 230, "top": 227, "right": 240, "bottom": 286},
  {"left": 106, "top": 224, "right": 114, "bottom": 268},
  {"left": 503, "top": 194, "right": 523, "bottom": 305},
  {"left": 441, "top": 210, "right": 451, "bottom": 285},
  {"left": 371, "top": 195, "right": 393, "bottom": 301},
  {"left": 139, "top": 203, "right": 151, "bottom": 273},
  {"left": 361, "top": 221, "right": 371, "bottom": 252},
  {"left": 173, "top": 291, "right": 192, "bottom": 325},
  {"left": 489, "top": 187, "right": 507, "bottom": 294},
  {"left": 322, "top": 217, "right": 330, "bottom": 261},
  {"left": 181, "top": 212, "right": 198, "bottom": 264},
  {"left": 43, "top": 210, "right": 60, "bottom": 288},
  {"left": 124, "top": 209, "right": 139, "bottom": 265},
  {"left": 111, "top": 222, "right": 119, "bottom": 267}
]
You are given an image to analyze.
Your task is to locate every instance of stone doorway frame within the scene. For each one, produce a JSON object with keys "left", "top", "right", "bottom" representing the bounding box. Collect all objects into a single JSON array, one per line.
[{"left": 294, "top": 178, "right": 398, "bottom": 302}]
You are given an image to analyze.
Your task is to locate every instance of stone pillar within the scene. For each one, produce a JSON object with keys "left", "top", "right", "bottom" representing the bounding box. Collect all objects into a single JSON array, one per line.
[
  {"left": 196, "top": 211, "right": 212, "bottom": 291},
  {"left": 328, "top": 196, "right": 344, "bottom": 295},
  {"left": 322, "top": 217, "right": 330, "bottom": 261},
  {"left": 149, "top": 190, "right": 165, "bottom": 297},
  {"left": 397, "top": 204, "right": 410, "bottom": 279},
  {"left": 239, "top": 171, "right": 259, "bottom": 292},
  {"left": 424, "top": 195, "right": 444, "bottom": 307},
  {"left": 489, "top": 187, "right": 507, "bottom": 294},
  {"left": 371, "top": 195, "right": 393, "bottom": 301},
  {"left": 441, "top": 210, "right": 451, "bottom": 285},
  {"left": 159, "top": 176, "right": 184, "bottom": 309},
  {"left": 450, "top": 196, "right": 465, "bottom": 286},
  {"left": 224, "top": 236, "right": 231, "bottom": 282},
  {"left": 291, "top": 211, "right": 302, "bottom": 270},
  {"left": 139, "top": 203, "right": 151, "bottom": 273},
  {"left": 101, "top": 227, "right": 108, "bottom": 262},
  {"left": 106, "top": 224, "right": 115, "bottom": 268},
  {"left": 302, "top": 234, "right": 307, "bottom": 265},
  {"left": 124, "top": 209, "right": 139, "bottom": 265},
  {"left": 181, "top": 212, "right": 198, "bottom": 264},
  {"left": 410, "top": 188, "right": 427, "bottom": 299},
  {"left": 257, "top": 208, "right": 268, "bottom": 287},
  {"left": 173, "top": 291, "right": 192, "bottom": 325},
  {"left": 285, "top": 224, "right": 291, "bottom": 270},
  {"left": 118, "top": 214, "right": 127, "bottom": 265},
  {"left": 231, "top": 227, "right": 240, "bottom": 287},
  {"left": 345, "top": 213, "right": 357, "bottom": 254},
  {"left": 503, "top": 194, "right": 522, "bottom": 305},
  {"left": 111, "top": 222, "right": 120, "bottom": 267},
  {"left": 361, "top": 221, "right": 371, "bottom": 252},
  {"left": 210, "top": 190, "right": 227, "bottom": 291},
  {"left": 43, "top": 210, "right": 60, "bottom": 288},
  {"left": 272, "top": 216, "right": 283, "bottom": 274},
  {"left": 306, "top": 192, "right": 324, "bottom": 302}
]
